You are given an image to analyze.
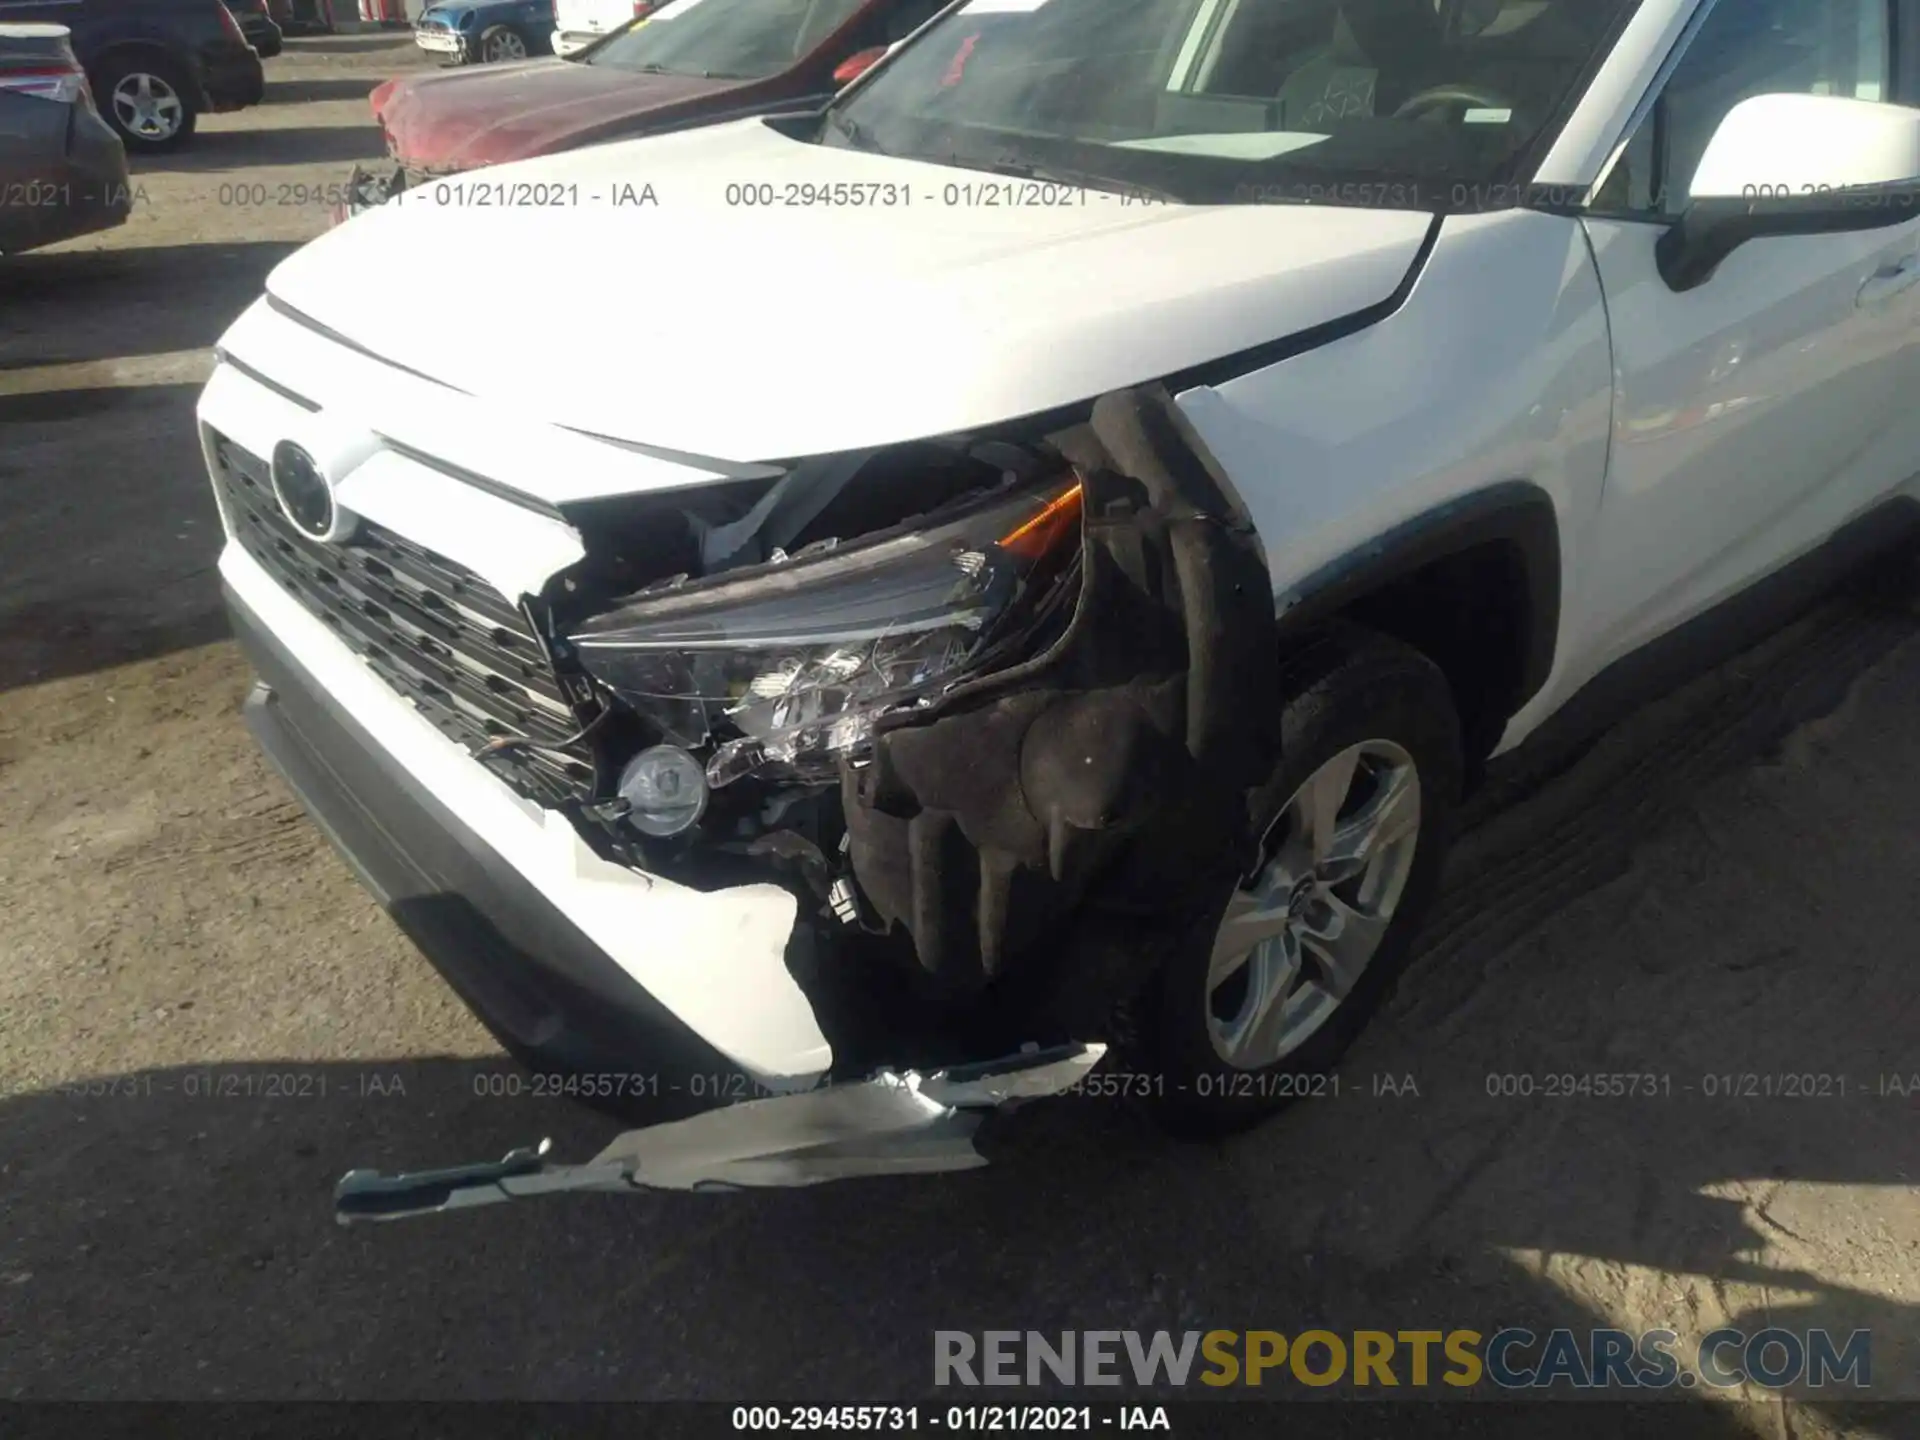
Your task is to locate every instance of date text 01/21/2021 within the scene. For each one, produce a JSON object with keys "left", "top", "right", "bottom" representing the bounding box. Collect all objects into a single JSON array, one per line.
[
  {"left": 384, "top": 179, "right": 1168, "bottom": 210},
  {"left": 731, "top": 1406, "right": 1172, "bottom": 1432},
  {"left": 23, "top": 1070, "right": 409, "bottom": 1101}
]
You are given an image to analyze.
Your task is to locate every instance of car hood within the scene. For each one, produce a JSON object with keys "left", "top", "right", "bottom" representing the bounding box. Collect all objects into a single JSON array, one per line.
[
  {"left": 376, "top": 58, "right": 744, "bottom": 169},
  {"left": 266, "top": 117, "right": 1435, "bottom": 465}
]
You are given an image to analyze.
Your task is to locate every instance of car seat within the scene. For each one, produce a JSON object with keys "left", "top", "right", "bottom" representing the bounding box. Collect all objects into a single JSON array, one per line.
[{"left": 1274, "top": 0, "right": 1446, "bottom": 126}]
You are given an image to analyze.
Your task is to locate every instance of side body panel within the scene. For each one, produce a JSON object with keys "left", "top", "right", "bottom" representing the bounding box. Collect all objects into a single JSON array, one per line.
[
  {"left": 1175, "top": 208, "right": 1617, "bottom": 753},
  {"left": 1572, "top": 214, "right": 1920, "bottom": 679}
]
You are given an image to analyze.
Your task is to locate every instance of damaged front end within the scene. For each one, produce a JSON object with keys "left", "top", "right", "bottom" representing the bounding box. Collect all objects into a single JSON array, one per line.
[{"left": 331, "top": 385, "right": 1280, "bottom": 1216}]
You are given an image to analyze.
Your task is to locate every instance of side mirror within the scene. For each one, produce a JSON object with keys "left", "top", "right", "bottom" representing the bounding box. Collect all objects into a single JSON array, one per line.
[
  {"left": 832, "top": 44, "right": 888, "bottom": 85},
  {"left": 1656, "top": 93, "right": 1920, "bottom": 292}
]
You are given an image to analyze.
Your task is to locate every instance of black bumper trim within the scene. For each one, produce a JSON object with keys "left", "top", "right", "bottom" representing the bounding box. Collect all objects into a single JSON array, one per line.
[{"left": 226, "top": 583, "right": 749, "bottom": 1114}]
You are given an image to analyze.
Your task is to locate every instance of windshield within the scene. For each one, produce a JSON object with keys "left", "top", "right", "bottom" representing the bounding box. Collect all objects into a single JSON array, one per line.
[
  {"left": 587, "top": 0, "right": 867, "bottom": 79},
  {"left": 827, "top": 0, "right": 1639, "bottom": 206}
]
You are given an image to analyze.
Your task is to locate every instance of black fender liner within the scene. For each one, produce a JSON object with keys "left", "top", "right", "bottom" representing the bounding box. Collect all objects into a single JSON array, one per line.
[
  {"left": 1272, "top": 480, "right": 1562, "bottom": 717},
  {"left": 839, "top": 385, "right": 1284, "bottom": 1023}
]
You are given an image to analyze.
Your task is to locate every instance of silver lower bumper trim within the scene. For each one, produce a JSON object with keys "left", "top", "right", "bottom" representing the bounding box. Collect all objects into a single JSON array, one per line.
[{"left": 333, "top": 1043, "right": 1105, "bottom": 1222}]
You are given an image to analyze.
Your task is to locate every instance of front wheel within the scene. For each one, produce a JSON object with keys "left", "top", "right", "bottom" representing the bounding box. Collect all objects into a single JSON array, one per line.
[
  {"left": 1136, "top": 625, "right": 1463, "bottom": 1136},
  {"left": 476, "top": 24, "right": 527, "bottom": 62}
]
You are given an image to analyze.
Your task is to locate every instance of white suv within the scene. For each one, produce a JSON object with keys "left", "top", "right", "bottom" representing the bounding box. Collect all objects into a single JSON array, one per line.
[
  {"left": 550, "top": 0, "right": 645, "bottom": 57},
  {"left": 199, "top": 0, "right": 1920, "bottom": 1205}
]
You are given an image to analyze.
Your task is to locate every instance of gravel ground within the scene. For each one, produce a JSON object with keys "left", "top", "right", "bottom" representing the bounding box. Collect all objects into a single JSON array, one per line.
[{"left": 0, "top": 36, "right": 1916, "bottom": 1433}]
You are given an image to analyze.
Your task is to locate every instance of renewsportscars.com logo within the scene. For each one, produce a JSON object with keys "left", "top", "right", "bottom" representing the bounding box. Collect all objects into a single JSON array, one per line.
[{"left": 933, "top": 1328, "right": 1873, "bottom": 1391}]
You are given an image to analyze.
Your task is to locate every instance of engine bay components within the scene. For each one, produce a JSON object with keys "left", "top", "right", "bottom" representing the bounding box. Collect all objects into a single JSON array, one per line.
[{"left": 837, "top": 386, "right": 1285, "bottom": 1026}]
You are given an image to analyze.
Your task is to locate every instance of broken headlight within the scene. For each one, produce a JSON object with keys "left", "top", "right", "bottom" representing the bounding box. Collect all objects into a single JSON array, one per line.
[{"left": 570, "top": 478, "right": 1082, "bottom": 789}]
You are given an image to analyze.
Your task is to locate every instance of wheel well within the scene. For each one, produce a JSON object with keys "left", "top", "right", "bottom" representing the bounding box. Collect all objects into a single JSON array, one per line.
[
  {"left": 1337, "top": 539, "right": 1538, "bottom": 766},
  {"left": 90, "top": 43, "right": 204, "bottom": 107}
]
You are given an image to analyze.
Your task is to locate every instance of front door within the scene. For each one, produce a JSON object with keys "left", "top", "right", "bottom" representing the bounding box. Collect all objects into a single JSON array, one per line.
[{"left": 1576, "top": 0, "right": 1920, "bottom": 671}]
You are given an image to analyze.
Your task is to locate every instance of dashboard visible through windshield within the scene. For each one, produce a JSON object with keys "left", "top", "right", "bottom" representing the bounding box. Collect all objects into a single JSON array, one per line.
[{"left": 825, "top": 0, "right": 1642, "bottom": 206}]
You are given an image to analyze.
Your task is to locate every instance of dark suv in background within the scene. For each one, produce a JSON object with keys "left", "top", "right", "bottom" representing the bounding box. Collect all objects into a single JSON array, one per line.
[
  {"left": 0, "top": 0, "right": 265, "bottom": 151},
  {"left": 224, "top": 0, "right": 281, "bottom": 57}
]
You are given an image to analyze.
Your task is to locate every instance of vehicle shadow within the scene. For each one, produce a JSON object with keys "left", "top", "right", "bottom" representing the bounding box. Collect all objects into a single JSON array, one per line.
[
  {"left": 263, "top": 76, "right": 385, "bottom": 104},
  {"left": 0, "top": 383, "right": 226, "bottom": 692},
  {"left": 0, "top": 241, "right": 297, "bottom": 369},
  {"left": 0, "top": 1049, "right": 1904, "bottom": 1429},
  {"left": 136, "top": 124, "right": 389, "bottom": 174},
  {"left": 282, "top": 32, "right": 418, "bottom": 55}
]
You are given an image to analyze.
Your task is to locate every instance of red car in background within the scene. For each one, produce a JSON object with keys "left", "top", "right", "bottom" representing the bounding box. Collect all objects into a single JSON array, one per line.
[{"left": 352, "top": 0, "right": 950, "bottom": 204}]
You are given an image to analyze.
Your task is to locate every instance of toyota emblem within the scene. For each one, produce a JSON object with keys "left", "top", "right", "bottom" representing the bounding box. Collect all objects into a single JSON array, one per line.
[{"left": 270, "top": 440, "right": 352, "bottom": 542}]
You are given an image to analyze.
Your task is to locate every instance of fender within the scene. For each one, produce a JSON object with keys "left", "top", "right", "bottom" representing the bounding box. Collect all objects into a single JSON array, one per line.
[{"left": 1272, "top": 481, "right": 1563, "bottom": 718}]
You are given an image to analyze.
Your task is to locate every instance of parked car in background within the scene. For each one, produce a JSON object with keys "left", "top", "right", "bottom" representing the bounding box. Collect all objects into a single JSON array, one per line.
[
  {"left": 414, "top": 0, "right": 555, "bottom": 65},
  {"left": 281, "top": 0, "right": 333, "bottom": 36},
  {"left": 224, "top": 0, "right": 282, "bottom": 57},
  {"left": 0, "top": 23, "right": 129, "bottom": 253},
  {"left": 358, "top": 0, "right": 941, "bottom": 200},
  {"left": 551, "top": 0, "right": 650, "bottom": 59},
  {"left": 0, "top": 0, "right": 263, "bottom": 151}
]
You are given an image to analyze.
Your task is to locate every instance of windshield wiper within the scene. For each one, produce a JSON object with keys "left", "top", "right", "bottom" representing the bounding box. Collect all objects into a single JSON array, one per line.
[
  {"left": 631, "top": 61, "right": 710, "bottom": 77},
  {"left": 824, "top": 109, "right": 884, "bottom": 154},
  {"left": 944, "top": 152, "right": 1180, "bottom": 204}
]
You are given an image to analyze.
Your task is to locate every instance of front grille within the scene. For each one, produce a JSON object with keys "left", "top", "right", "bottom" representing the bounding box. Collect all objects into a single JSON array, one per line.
[{"left": 211, "top": 434, "right": 597, "bottom": 807}]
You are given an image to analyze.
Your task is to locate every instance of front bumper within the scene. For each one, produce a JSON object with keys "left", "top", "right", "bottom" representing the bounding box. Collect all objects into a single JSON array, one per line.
[
  {"left": 414, "top": 26, "right": 466, "bottom": 56},
  {"left": 333, "top": 1041, "right": 1103, "bottom": 1220},
  {"left": 550, "top": 29, "right": 597, "bottom": 55},
  {"left": 240, "top": 17, "right": 284, "bottom": 54},
  {"left": 228, "top": 582, "right": 763, "bottom": 1111},
  {"left": 226, "top": 559, "right": 1110, "bottom": 1221},
  {"left": 218, "top": 537, "right": 835, "bottom": 1093}
]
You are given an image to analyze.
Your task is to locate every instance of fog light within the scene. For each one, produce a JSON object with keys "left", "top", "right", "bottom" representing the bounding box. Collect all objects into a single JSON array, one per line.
[{"left": 618, "top": 745, "right": 708, "bottom": 837}]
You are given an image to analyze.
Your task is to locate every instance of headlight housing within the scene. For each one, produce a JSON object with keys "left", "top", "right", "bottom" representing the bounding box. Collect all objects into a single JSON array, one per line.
[{"left": 569, "top": 477, "right": 1083, "bottom": 788}]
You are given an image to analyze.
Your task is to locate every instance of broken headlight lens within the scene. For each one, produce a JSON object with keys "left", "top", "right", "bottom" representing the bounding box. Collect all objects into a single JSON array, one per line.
[{"left": 570, "top": 479, "right": 1082, "bottom": 788}]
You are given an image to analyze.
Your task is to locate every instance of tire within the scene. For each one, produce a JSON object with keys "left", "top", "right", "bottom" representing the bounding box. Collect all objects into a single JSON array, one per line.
[
  {"left": 96, "top": 54, "right": 198, "bottom": 153},
  {"left": 1133, "top": 624, "right": 1463, "bottom": 1136},
  {"left": 476, "top": 23, "right": 528, "bottom": 62}
]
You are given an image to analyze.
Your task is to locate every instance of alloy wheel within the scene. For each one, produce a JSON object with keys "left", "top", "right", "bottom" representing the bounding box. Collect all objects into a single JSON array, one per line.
[
  {"left": 1206, "top": 740, "right": 1422, "bottom": 1069},
  {"left": 111, "top": 72, "right": 184, "bottom": 141},
  {"left": 484, "top": 29, "right": 526, "bottom": 60}
]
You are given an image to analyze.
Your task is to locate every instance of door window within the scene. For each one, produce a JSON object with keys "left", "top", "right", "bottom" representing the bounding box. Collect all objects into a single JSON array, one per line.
[{"left": 1595, "top": 0, "right": 1894, "bottom": 216}]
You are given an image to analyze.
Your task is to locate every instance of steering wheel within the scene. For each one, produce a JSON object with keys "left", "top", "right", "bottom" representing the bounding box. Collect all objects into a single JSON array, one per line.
[{"left": 1390, "top": 84, "right": 1514, "bottom": 121}]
